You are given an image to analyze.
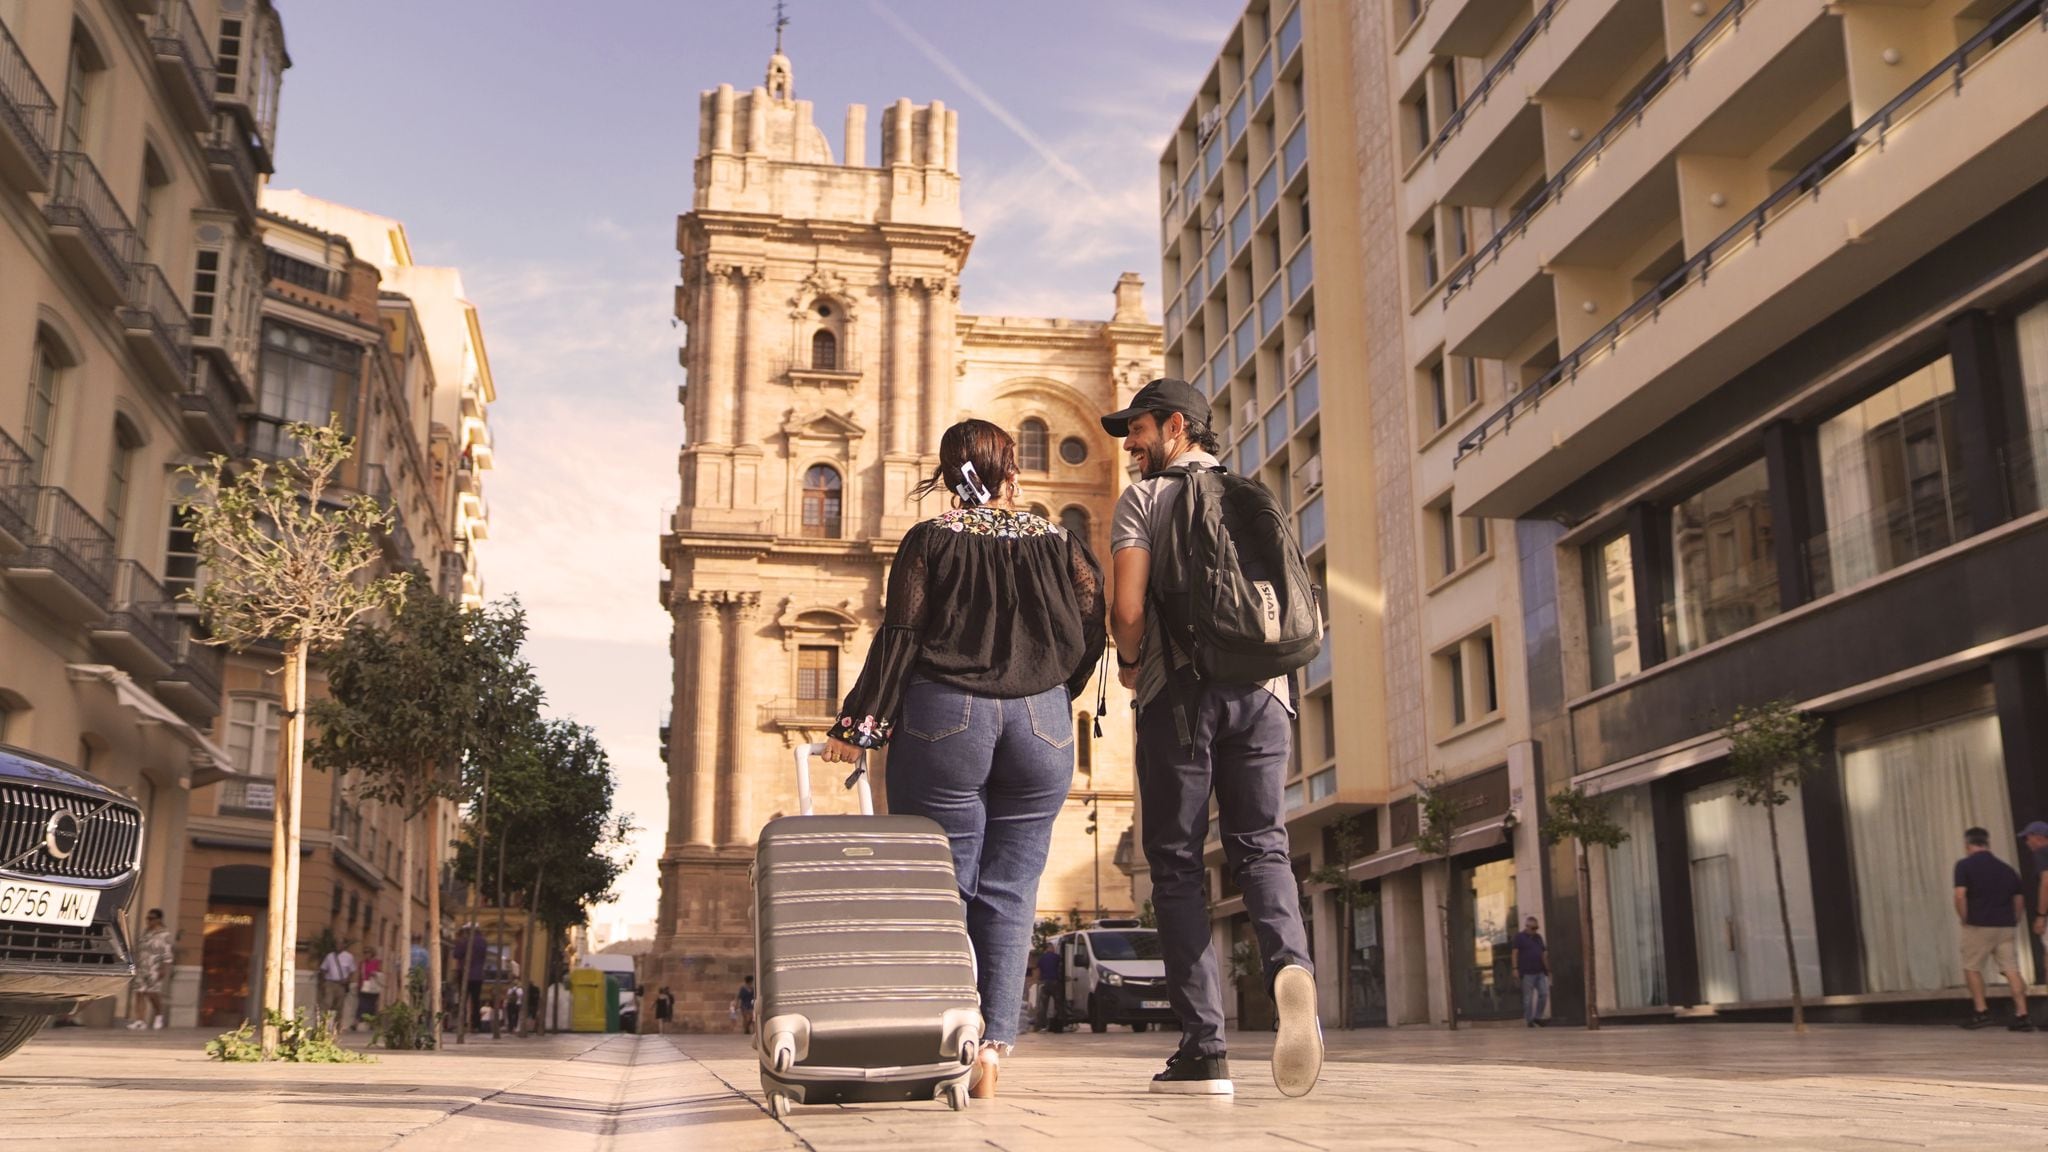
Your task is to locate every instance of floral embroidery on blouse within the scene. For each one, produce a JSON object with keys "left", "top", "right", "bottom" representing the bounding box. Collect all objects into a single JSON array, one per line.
[{"left": 931, "top": 507, "right": 1059, "bottom": 538}]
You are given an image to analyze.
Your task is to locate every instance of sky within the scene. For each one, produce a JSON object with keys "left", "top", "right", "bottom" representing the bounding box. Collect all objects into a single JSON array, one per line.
[{"left": 270, "top": 0, "right": 1241, "bottom": 932}]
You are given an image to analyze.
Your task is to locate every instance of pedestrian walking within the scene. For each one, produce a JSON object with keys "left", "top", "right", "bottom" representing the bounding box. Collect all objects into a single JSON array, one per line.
[
  {"left": 2022, "top": 821, "right": 2048, "bottom": 958},
  {"left": 505, "top": 982, "right": 523, "bottom": 1034},
  {"left": 357, "top": 947, "right": 384, "bottom": 1026},
  {"left": 1102, "top": 379, "right": 1324, "bottom": 1098},
  {"left": 409, "top": 933, "right": 429, "bottom": 976},
  {"left": 656, "top": 986, "right": 674, "bottom": 1034},
  {"left": 1512, "top": 916, "right": 1550, "bottom": 1027},
  {"left": 821, "top": 419, "right": 1107, "bottom": 1100},
  {"left": 1954, "top": 827, "right": 2033, "bottom": 1031},
  {"left": 737, "top": 975, "right": 757, "bottom": 1035},
  {"left": 1036, "top": 943, "right": 1064, "bottom": 1032},
  {"left": 318, "top": 938, "right": 357, "bottom": 1031},
  {"left": 455, "top": 925, "right": 488, "bottom": 1031},
  {"left": 127, "top": 908, "right": 172, "bottom": 1031}
]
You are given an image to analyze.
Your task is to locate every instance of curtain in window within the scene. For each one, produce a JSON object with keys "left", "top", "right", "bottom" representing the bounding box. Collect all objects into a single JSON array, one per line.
[
  {"left": 1605, "top": 786, "right": 1665, "bottom": 1008},
  {"left": 2019, "top": 300, "right": 2048, "bottom": 436},
  {"left": 1685, "top": 777, "right": 1822, "bottom": 1004},
  {"left": 1842, "top": 713, "right": 2030, "bottom": 992}
]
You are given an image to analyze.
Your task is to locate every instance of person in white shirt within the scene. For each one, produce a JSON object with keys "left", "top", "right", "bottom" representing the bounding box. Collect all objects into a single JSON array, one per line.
[{"left": 318, "top": 940, "right": 357, "bottom": 1030}]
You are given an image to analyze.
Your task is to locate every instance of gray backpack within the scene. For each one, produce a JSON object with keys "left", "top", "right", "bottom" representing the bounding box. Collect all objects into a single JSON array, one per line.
[{"left": 1149, "top": 463, "right": 1323, "bottom": 683}]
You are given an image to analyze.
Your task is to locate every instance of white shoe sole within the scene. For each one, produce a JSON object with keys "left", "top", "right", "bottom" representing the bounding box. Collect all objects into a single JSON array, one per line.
[
  {"left": 1271, "top": 964, "right": 1323, "bottom": 1098},
  {"left": 1150, "top": 1078, "right": 1234, "bottom": 1095}
]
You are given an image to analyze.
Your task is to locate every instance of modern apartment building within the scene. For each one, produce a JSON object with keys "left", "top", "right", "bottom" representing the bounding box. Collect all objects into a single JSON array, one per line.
[
  {"left": 0, "top": 0, "right": 285, "bottom": 1026},
  {"left": 1401, "top": 0, "right": 2048, "bottom": 1022},
  {"left": 1154, "top": 0, "right": 1407, "bottom": 1030}
]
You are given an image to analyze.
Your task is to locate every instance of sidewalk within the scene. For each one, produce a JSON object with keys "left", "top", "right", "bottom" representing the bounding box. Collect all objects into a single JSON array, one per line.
[{"left": 0, "top": 1023, "right": 2044, "bottom": 1149}]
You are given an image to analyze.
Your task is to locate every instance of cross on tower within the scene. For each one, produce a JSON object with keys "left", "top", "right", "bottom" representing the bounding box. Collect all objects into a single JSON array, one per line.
[{"left": 773, "top": 0, "right": 789, "bottom": 53}]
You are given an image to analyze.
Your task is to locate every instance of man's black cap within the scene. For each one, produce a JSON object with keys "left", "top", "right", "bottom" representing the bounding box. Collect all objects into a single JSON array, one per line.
[{"left": 1100, "top": 378, "right": 1211, "bottom": 438}]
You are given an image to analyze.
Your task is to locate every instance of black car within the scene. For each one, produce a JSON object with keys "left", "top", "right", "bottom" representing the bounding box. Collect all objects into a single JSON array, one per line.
[{"left": 0, "top": 745, "right": 145, "bottom": 1060}]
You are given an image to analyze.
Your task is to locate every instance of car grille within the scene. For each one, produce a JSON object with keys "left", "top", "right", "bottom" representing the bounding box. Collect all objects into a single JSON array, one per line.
[
  {"left": 0, "top": 921, "right": 128, "bottom": 966},
  {"left": 0, "top": 785, "right": 143, "bottom": 880}
]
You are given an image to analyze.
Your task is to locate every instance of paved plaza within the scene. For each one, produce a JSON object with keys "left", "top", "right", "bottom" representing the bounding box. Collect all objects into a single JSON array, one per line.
[{"left": 0, "top": 1022, "right": 2043, "bottom": 1150}]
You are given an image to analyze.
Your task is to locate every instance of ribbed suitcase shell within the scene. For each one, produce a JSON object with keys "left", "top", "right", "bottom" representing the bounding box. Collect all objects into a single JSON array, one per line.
[{"left": 754, "top": 812, "right": 980, "bottom": 1107}]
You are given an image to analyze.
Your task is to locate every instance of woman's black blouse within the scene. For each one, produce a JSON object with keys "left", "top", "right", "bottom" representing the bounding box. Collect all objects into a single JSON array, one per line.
[{"left": 829, "top": 507, "right": 1106, "bottom": 748}]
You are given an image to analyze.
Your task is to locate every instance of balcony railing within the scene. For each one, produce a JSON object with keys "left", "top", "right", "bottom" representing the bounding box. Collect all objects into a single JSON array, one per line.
[
  {"left": 0, "top": 427, "right": 32, "bottom": 545},
  {"left": 164, "top": 621, "right": 224, "bottom": 699},
  {"left": 760, "top": 697, "right": 840, "bottom": 729},
  {"left": 0, "top": 18, "right": 56, "bottom": 189},
  {"left": 202, "top": 112, "right": 258, "bottom": 216},
  {"left": 1429, "top": 0, "right": 1560, "bottom": 157},
  {"left": 104, "top": 560, "right": 180, "bottom": 670},
  {"left": 149, "top": 0, "right": 216, "bottom": 127},
  {"left": 180, "top": 358, "right": 241, "bottom": 454},
  {"left": 1443, "top": 0, "right": 1751, "bottom": 305},
  {"left": 17, "top": 486, "right": 116, "bottom": 607},
  {"left": 218, "top": 776, "right": 276, "bottom": 815},
  {"left": 44, "top": 151, "right": 138, "bottom": 295},
  {"left": 120, "top": 262, "right": 194, "bottom": 381},
  {"left": 1456, "top": 0, "right": 2048, "bottom": 463}
]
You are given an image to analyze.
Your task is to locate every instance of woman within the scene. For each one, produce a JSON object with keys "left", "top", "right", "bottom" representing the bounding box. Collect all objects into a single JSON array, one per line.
[
  {"left": 357, "top": 947, "right": 384, "bottom": 1027},
  {"left": 824, "top": 419, "right": 1105, "bottom": 1098}
]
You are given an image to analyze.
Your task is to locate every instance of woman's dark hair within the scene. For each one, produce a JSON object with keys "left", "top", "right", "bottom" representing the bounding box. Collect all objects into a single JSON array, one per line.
[
  {"left": 1157, "top": 409, "right": 1222, "bottom": 454},
  {"left": 912, "top": 419, "right": 1019, "bottom": 507}
]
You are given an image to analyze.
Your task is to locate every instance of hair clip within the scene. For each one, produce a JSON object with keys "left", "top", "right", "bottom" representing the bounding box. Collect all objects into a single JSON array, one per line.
[{"left": 953, "top": 460, "right": 993, "bottom": 507}]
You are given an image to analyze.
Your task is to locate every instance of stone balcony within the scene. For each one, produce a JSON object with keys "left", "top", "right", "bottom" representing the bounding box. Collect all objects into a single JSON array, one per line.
[
  {"left": 43, "top": 152, "right": 137, "bottom": 308},
  {"left": 119, "top": 262, "right": 193, "bottom": 392},
  {"left": 148, "top": 0, "right": 215, "bottom": 131},
  {"left": 2, "top": 484, "right": 116, "bottom": 626},
  {"left": 155, "top": 620, "right": 223, "bottom": 724},
  {"left": 89, "top": 561, "right": 180, "bottom": 679}
]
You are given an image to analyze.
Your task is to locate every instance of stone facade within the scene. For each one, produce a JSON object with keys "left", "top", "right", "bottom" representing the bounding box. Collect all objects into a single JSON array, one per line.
[{"left": 652, "top": 51, "right": 1160, "bottom": 1030}]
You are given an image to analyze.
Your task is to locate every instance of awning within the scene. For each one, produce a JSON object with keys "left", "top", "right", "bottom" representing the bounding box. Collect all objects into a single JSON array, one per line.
[
  {"left": 68, "top": 664, "right": 238, "bottom": 785},
  {"left": 1342, "top": 817, "right": 1512, "bottom": 884},
  {"left": 1573, "top": 734, "right": 1731, "bottom": 797}
]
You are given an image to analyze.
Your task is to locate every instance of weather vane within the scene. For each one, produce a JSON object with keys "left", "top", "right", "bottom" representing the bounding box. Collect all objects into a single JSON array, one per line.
[{"left": 774, "top": 0, "right": 790, "bottom": 54}]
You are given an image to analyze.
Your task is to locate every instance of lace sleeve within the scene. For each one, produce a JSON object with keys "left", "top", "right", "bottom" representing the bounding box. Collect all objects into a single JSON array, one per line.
[
  {"left": 829, "top": 525, "right": 931, "bottom": 748},
  {"left": 1063, "top": 528, "right": 1108, "bottom": 702}
]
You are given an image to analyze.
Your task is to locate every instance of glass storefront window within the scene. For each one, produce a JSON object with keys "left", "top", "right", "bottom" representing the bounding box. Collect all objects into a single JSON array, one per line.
[
  {"left": 1452, "top": 853, "right": 1519, "bottom": 1020},
  {"left": 1813, "top": 356, "right": 1967, "bottom": 595},
  {"left": 1842, "top": 712, "right": 2032, "bottom": 992},
  {"left": 1664, "top": 458, "right": 1779, "bottom": 658},
  {"left": 1605, "top": 787, "right": 1665, "bottom": 1008},
  {"left": 1685, "top": 777, "right": 1822, "bottom": 1004},
  {"left": 1585, "top": 532, "right": 1640, "bottom": 688}
]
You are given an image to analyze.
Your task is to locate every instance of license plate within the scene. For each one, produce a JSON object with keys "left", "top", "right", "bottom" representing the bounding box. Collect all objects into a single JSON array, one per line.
[
  {"left": 0, "top": 880, "right": 99, "bottom": 927},
  {"left": 1142, "top": 999, "right": 1171, "bottom": 1010}
]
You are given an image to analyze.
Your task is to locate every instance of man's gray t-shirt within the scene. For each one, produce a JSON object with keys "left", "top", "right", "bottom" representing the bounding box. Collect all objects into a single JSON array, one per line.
[{"left": 1111, "top": 450, "right": 1293, "bottom": 715}]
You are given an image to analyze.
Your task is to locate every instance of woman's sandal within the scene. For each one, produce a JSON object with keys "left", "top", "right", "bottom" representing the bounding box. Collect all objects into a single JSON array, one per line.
[{"left": 968, "top": 1045, "right": 1002, "bottom": 1099}]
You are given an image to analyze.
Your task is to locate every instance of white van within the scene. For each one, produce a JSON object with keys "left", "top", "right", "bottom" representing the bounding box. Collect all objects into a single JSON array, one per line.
[{"left": 1043, "top": 921, "right": 1177, "bottom": 1033}]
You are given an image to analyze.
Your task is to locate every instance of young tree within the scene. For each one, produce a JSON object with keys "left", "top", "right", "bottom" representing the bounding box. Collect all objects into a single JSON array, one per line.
[
  {"left": 1726, "top": 699, "right": 1825, "bottom": 1033},
  {"left": 181, "top": 421, "right": 405, "bottom": 1054},
  {"left": 1543, "top": 787, "right": 1630, "bottom": 1030},
  {"left": 1306, "top": 814, "right": 1373, "bottom": 1028},
  {"left": 1414, "top": 774, "right": 1465, "bottom": 1031},
  {"left": 308, "top": 577, "right": 498, "bottom": 1050}
]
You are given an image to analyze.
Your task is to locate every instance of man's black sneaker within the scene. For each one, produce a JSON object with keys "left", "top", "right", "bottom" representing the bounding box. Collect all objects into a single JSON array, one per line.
[
  {"left": 1151, "top": 1050, "right": 1233, "bottom": 1096},
  {"left": 2010, "top": 1017, "right": 2037, "bottom": 1033},
  {"left": 1961, "top": 1012, "right": 1994, "bottom": 1029}
]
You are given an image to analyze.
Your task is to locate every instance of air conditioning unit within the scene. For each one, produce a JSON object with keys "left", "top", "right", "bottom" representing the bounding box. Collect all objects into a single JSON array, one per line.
[
  {"left": 1239, "top": 402, "right": 1258, "bottom": 429},
  {"left": 1298, "top": 454, "right": 1324, "bottom": 494},
  {"left": 1287, "top": 330, "right": 1318, "bottom": 380},
  {"left": 1197, "top": 108, "right": 1222, "bottom": 145}
]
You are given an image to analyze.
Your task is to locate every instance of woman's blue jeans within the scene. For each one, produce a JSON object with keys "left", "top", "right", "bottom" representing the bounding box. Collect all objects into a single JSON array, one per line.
[{"left": 885, "top": 677, "right": 1075, "bottom": 1047}]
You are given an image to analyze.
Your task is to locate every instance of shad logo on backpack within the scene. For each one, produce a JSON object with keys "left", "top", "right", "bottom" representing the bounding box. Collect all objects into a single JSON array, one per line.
[{"left": 1150, "top": 463, "right": 1322, "bottom": 682}]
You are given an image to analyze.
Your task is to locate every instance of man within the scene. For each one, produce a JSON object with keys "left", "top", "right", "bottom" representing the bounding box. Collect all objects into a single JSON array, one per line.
[
  {"left": 128, "top": 909, "right": 173, "bottom": 1031},
  {"left": 1035, "top": 943, "right": 1064, "bottom": 1032},
  {"left": 1103, "top": 379, "right": 1323, "bottom": 1099},
  {"left": 1954, "top": 827, "right": 2032, "bottom": 1031},
  {"left": 1511, "top": 916, "right": 1550, "bottom": 1028},
  {"left": 409, "top": 933, "right": 430, "bottom": 976},
  {"left": 737, "top": 974, "right": 757, "bottom": 1035},
  {"left": 318, "top": 938, "right": 357, "bottom": 1031},
  {"left": 2023, "top": 821, "right": 2048, "bottom": 958}
]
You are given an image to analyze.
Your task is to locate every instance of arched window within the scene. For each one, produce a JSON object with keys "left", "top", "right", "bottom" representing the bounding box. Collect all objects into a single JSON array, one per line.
[
  {"left": 106, "top": 415, "right": 142, "bottom": 552},
  {"left": 1028, "top": 502, "right": 1050, "bottom": 519},
  {"left": 1019, "top": 418, "right": 1049, "bottom": 472},
  {"left": 801, "top": 464, "right": 843, "bottom": 539},
  {"left": 810, "top": 329, "right": 838, "bottom": 371},
  {"left": 1059, "top": 506, "right": 1090, "bottom": 541},
  {"left": 25, "top": 333, "right": 64, "bottom": 483}
]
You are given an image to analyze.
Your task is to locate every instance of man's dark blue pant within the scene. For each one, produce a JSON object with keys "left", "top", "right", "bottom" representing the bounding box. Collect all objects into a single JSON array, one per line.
[{"left": 1137, "top": 673, "right": 1312, "bottom": 1057}]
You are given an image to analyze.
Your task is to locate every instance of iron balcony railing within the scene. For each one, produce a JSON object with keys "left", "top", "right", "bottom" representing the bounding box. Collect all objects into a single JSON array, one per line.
[
  {"left": 1443, "top": 0, "right": 1750, "bottom": 305},
  {"left": 0, "top": 426, "right": 33, "bottom": 544},
  {"left": 1430, "top": 0, "right": 1561, "bottom": 157},
  {"left": 20, "top": 485, "right": 116, "bottom": 607},
  {"left": 0, "top": 17, "right": 56, "bottom": 184},
  {"left": 120, "top": 262, "right": 194, "bottom": 375},
  {"left": 202, "top": 111, "right": 257, "bottom": 209},
  {"left": 168, "top": 620, "right": 224, "bottom": 700},
  {"left": 1456, "top": 0, "right": 2048, "bottom": 462},
  {"left": 182, "top": 357, "right": 241, "bottom": 447},
  {"left": 149, "top": 0, "right": 216, "bottom": 116},
  {"left": 107, "top": 560, "right": 181, "bottom": 669},
  {"left": 44, "top": 151, "right": 138, "bottom": 288}
]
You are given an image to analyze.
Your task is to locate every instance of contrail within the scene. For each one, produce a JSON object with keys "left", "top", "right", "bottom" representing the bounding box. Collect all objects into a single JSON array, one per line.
[{"left": 866, "top": 0, "right": 1098, "bottom": 197}]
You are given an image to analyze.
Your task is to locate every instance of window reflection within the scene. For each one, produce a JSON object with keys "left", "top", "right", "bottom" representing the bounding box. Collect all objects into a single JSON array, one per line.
[{"left": 1665, "top": 459, "right": 1779, "bottom": 657}]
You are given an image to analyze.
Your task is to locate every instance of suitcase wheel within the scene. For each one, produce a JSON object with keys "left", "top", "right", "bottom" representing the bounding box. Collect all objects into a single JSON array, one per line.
[
  {"left": 943, "top": 1082, "right": 968, "bottom": 1112},
  {"left": 767, "top": 1092, "right": 792, "bottom": 1120}
]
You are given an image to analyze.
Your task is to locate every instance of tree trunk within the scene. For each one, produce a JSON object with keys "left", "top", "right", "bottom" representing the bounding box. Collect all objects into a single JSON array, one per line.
[
  {"left": 260, "top": 660, "right": 291, "bottom": 1055},
  {"left": 1336, "top": 898, "right": 1351, "bottom": 1030},
  {"left": 527, "top": 864, "right": 546, "bottom": 1034},
  {"left": 1441, "top": 859, "right": 1458, "bottom": 1031},
  {"left": 261, "top": 642, "right": 311, "bottom": 1053},
  {"left": 459, "top": 765, "right": 489, "bottom": 1046},
  {"left": 1766, "top": 801, "right": 1807, "bottom": 1033},
  {"left": 1579, "top": 840, "right": 1600, "bottom": 1031},
  {"left": 426, "top": 794, "right": 445, "bottom": 1049},
  {"left": 493, "top": 835, "right": 508, "bottom": 1038},
  {"left": 396, "top": 802, "right": 416, "bottom": 1002}
]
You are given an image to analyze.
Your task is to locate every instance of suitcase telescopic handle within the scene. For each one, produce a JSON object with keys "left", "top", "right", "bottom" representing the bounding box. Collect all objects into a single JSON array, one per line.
[{"left": 794, "top": 743, "right": 875, "bottom": 817}]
